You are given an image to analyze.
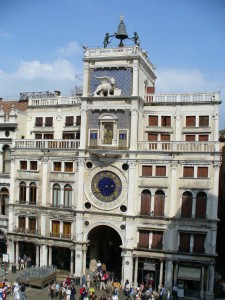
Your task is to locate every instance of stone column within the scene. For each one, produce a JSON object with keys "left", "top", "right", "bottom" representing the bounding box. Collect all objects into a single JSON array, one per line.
[
  {"left": 49, "top": 246, "right": 52, "bottom": 266},
  {"left": 130, "top": 108, "right": 138, "bottom": 151},
  {"left": 40, "top": 244, "right": 48, "bottom": 266},
  {"left": 164, "top": 260, "right": 173, "bottom": 288},
  {"left": 76, "top": 160, "right": 85, "bottom": 210},
  {"left": 169, "top": 162, "right": 178, "bottom": 218},
  {"left": 132, "top": 60, "right": 139, "bottom": 96},
  {"left": 212, "top": 163, "right": 220, "bottom": 219},
  {"left": 41, "top": 158, "right": 48, "bottom": 206},
  {"left": 127, "top": 161, "right": 136, "bottom": 214},
  {"left": 200, "top": 265, "right": 205, "bottom": 298},
  {"left": 79, "top": 107, "right": 88, "bottom": 150},
  {"left": 82, "top": 245, "right": 87, "bottom": 275},
  {"left": 159, "top": 260, "right": 164, "bottom": 287},
  {"left": 205, "top": 263, "right": 214, "bottom": 299},
  {"left": 173, "top": 262, "right": 178, "bottom": 284},
  {"left": 134, "top": 256, "right": 138, "bottom": 286},
  {"left": 70, "top": 249, "right": 74, "bottom": 274},
  {"left": 36, "top": 244, "right": 40, "bottom": 267},
  {"left": 122, "top": 250, "right": 133, "bottom": 285},
  {"left": 15, "top": 242, "right": 19, "bottom": 269},
  {"left": 75, "top": 247, "right": 83, "bottom": 277},
  {"left": 82, "top": 62, "right": 89, "bottom": 97}
]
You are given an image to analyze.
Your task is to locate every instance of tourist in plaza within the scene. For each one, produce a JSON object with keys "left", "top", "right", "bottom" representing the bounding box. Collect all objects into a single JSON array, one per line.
[
  {"left": 86, "top": 274, "right": 91, "bottom": 288},
  {"left": 82, "top": 274, "right": 86, "bottom": 286},
  {"left": 13, "top": 282, "right": 20, "bottom": 300},
  {"left": 49, "top": 282, "right": 55, "bottom": 300},
  {"left": 55, "top": 282, "right": 60, "bottom": 300},
  {"left": 90, "top": 291, "right": 97, "bottom": 300},
  {"left": 20, "top": 283, "right": 26, "bottom": 300},
  {"left": 70, "top": 284, "right": 76, "bottom": 300},
  {"left": 89, "top": 283, "right": 95, "bottom": 296},
  {"left": 112, "top": 279, "right": 120, "bottom": 296},
  {"left": 97, "top": 261, "right": 102, "bottom": 272},
  {"left": 172, "top": 284, "right": 178, "bottom": 300}
]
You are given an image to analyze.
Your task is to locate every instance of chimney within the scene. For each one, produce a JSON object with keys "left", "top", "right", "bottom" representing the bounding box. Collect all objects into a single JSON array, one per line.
[{"left": 54, "top": 91, "right": 61, "bottom": 96}]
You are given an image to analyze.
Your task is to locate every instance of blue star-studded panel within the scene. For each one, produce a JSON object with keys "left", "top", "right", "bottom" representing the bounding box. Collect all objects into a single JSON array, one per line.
[
  {"left": 98, "top": 177, "right": 116, "bottom": 196},
  {"left": 90, "top": 68, "right": 132, "bottom": 96}
]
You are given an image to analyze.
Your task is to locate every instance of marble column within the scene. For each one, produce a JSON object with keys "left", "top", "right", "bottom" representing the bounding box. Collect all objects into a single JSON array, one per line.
[
  {"left": 36, "top": 244, "right": 40, "bottom": 267},
  {"left": 41, "top": 158, "right": 48, "bottom": 206},
  {"left": 134, "top": 256, "right": 138, "bottom": 286},
  {"left": 82, "top": 245, "right": 87, "bottom": 275},
  {"left": 200, "top": 265, "right": 205, "bottom": 298},
  {"left": 164, "top": 260, "right": 173, "bottom": 288},
  {"left": 169, "top": 162, "right": 178, "bottom": 218},
  {"left": 159, "top": 260, "right": 164, "bottom": 287},
  {"left": 16, "top": 242, "right": 19, "bottom": 269},
  {"left": 49, "top": 246, "right": 52, "bottom": 266},
  {"left": 40, "top": 244, "right": 48, "bottom": 266},
  {"left": 132, "top": 60, "right": 139, "bottom": 96},
  {"left": 70, "top": 249, "right": 74, "bottom": 274}
]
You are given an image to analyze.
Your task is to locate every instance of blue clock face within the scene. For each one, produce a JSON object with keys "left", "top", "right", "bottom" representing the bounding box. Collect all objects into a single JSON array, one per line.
[{"left": 91, "top": 171, "right": 122, "bottom": 202}]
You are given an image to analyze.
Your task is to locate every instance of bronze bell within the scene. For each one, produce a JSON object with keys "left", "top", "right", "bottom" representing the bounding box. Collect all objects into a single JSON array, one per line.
[{"left": 115, "top": 16, "right": 128, "bottom": 46}]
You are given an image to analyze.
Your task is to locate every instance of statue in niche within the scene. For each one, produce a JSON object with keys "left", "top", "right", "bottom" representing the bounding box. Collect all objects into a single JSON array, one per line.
[
  {"left": 93, "top": 76, "right": 121, "bottom": 97},
  {"left": 104, "top": 124, "right": 113, "bottom": 144}
]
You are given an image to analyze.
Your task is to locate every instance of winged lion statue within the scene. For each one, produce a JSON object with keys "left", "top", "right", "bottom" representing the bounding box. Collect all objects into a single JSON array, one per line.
[{"left": 93, "top": 76, "right": 116, "bottom": 97}]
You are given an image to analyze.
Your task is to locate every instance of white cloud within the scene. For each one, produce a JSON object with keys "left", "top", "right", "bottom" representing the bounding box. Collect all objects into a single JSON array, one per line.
[{"left": 56, "top": 41, "right": 81, "bottom": 57}]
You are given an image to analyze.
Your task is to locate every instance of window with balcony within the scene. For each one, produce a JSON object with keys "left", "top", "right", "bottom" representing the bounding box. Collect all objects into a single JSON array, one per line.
[
  {"left": 148, "top": 116, "right": 158, "bottom": 126},
  {"left": 35, "top": 133, "right": 42, "bottom": 139},
  {"left": 52, "top": 184, "right": 61, "bottom": 207},
  {"left": 63, "top": 132, "right": 75, "bottom": 139},
  {"left": 64, "top": 184, "right": 72, "bottom": 207},
  {"left": 52, "top": 220, "right": 60, "bottom": 238},
  {"left": 140, "top": 190, "right": 151, "bottom": 215},
  {"left": 19, "top": 181, "right": 26, "bottom": 204},
  {"left": 44, "top": 133, "right": 54, "bottom": 139},
  {"left": 155, "top": 166, "right": 166, "bottom": 177},
  {"left": 195, "top": 192, "right": 207, "bottom": 219},
  {"left": 181, "top": 191, "right": 193, "bottom": 218},
  {"left": 199, "top": 134, "right": 209, "bottom": 141},
  {"left": 18, "top": 216, "right": 26, "bottom": 233},
  {"left": 20, "top": 161, "right": 27, "bottom": 170},
  {"left": 53, "top": 162, "right": 62, "bottom": 172},
  {"left": 179, "top": 232, "right": 190, "bottom": 252},
  {"left": 63, "top": 222, "right": 71, "bottom": 239},
  {"left": 65, "top": 116, "right": 74, "bottom": 126},
  {"left": 185, "top": 135, "right": 195, "bottom": 141},
  {"left": 142, "top": 165, "right": 152, "bottom": 176},
  {"left": 45, "top": 117, "right": 53, "bottom": 127},
  {"left": 154, "top": 190, "right": 165, "bottom": 217},
  {"left": 183, "top": 166, "right": 194, "bottom": 177},
  {"left": 151, "top": 231, "right": 163, "bottom": 250},
  {"left": 65, "top": 162, "right": 73, "bottom": 172},
  {"left": 138, "top": 231, "right": 149, "bottom": 248},
  {"left": 28, "top": 217, "right": 36, "bottom": 234},
  {"left": 35, "top": 117, "right": 43, "bottom": 127},
  {"left": 199, "top": 116, "right": 209, "bottom": 127},
  {"left": 30, "top": 161, "right": 38, "bottom": 171},
  {"left": 161, "top": 116, "right": 171, "bottom": 127},
  {"left": 197, "top": 167, "right": 208, "bottom": 178},
  {"left": 29, "top": 182, "right": 37, "bottom": 205},
  {"left": 186, "top": 116, "right": 196, "bottom": 127},
  {"left": 193, "top": 234, "right": 205, "bottom": 253}
]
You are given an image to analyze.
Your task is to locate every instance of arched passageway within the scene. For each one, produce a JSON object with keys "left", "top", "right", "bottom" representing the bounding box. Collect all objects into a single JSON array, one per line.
[
  {"left": 87, "top": 225, "right": 122, "bottom": 280},
  {"left": 52, "top": 247, "right": 70, "bottom": 271}
]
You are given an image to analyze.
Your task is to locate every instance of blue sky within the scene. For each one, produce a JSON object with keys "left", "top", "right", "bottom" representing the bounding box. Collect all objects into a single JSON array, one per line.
[{"left": 0, "top": 0, "right": 225, "bottom": 128}]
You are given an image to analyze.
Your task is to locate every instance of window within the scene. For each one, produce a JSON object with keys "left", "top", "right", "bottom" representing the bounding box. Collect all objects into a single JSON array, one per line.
[
  {"left": 140, "top": 190, "right": 151, "bottom": 215},
  {"left": 199, "top": 116, "right": 209, "bottom": 127},
  {"left": 181, "top": 191, "right": 192, "bottom": 218},
  {"left": 35, "top": 133, "right": 42, "bottom": 139},
  {"left": 65, "top": 116, "right": 74, "bottom": 126},
  {"left": 186, "top": 116, "right": 196, "bottom": 127},
  {"left": 65, "top": 162, "right": 73, "bottom": 172},
  {"left": 64, "top": 184, "right": 72, "bottom": 207},
  {"left": 185, "top": 135, "right": 195, "bottom": 141},
  {"left": 183, "top": 166, "right": 194, "bottom": 177},
  {"left": 1, "top": 188, "right": 9, "bottom": 215},
  {"left": 30, "top": 161, "right": 38, "bottom": 171},
  {"left": 52, "top": 184, "right": 61, "bottom": 206},
  {"left": 193, "top": 234, "right": 205, "bottom": 253},
  {"left": 53, "top": 162, "right": 61, "bottom": 172},
  {"left": 142, "top": 166, "right": 152, "bottom": 176},
  {"left": 18, "top": 216, "right": 26, "bottom": 233},
  {"left": 29, "top": 182, "right": 37, "bottom": 205},
  {"left": 179, "top": 233, "right": 190, "bottom": 252},
  {"left": 19, "top": 181, "right": 26, "bottom": 203},
  {"left": 148, "top": 134, "right": 158, "bottom": 141},
  {"left": 44, "top": 133, "right": 53, "bottom": 139},
  {"left": 76, "top": 116, "right": 81, "bottom": 126},
  {"left": 63, "top": 132, "right": 75, "bottom": 139},
  {"left": 199, "top": 135, "right": 208, "bottom": 141},
  {"left": 28, "top": 217, "right": 36, "bottom": 234},
  {"left": 35, "top": 117, "right": 43, "bottom": 126},
  {"left": 161, "top": 116, "right": 171, "bottom": 127},
  {"left": 197, "top": 167, "right": 208, "bottom": 178},
  {"left": 63, "top": 222, "right": 71, "bottom": 239},
  {"left": 138, "top": 231, "right": 149, "bottom": 248},
  {"left": 3, "top": 146, "right": 10, "bottom": 173},
  {"left": 20, "top": 161, "right": 27, "bottom": 170},
  {"left": 45, "top": 117, "right": 53, "bottom": 127},
  {"left": 152, "top": 232, "right": 163, "bottom": 249},
  {"left": 160, "top": 134, "right": 170, "bottom": 141},
  {"left": 154, "top": 190, "right": 165, "bottom": 217},
  {"left": 149, "top": 116, "right": 158, "bottom": 126},
  {"left": 52, "top": 220, "right": 60, "bottom": 238},
  {"left": 195, "top": 192, "right": 207, "bottom": 219},
  {"left": 155, "top": 166, "right": 166, "bottom": 177}
]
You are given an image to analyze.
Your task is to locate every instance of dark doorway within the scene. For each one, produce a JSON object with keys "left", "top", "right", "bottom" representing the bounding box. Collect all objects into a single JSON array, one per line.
[
  {"left": 52, "top": 247, "right": 70, "bottom": 271},
  {"left": 19, "top": 242, "right": 36, "bottom": 266},
  {"left": 87, "top": 225, "right": 122, "bottom": 280}
]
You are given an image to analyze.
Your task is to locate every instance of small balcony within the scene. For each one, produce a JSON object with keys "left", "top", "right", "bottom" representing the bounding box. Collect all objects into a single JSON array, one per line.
[
  {"left": 13, "top": 139, "right": 80, "bottom": 150},
  {"left": 50, "top": 233, "right": 72, "bottom": 240}
]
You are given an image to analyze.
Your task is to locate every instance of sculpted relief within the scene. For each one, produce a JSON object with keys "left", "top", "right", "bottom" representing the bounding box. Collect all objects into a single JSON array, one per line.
[{"left": 93, "top": 76, "right": 121, "bottom": 97}]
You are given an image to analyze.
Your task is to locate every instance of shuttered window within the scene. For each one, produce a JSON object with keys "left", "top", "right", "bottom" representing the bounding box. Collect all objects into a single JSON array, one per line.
[
  {"left": 29, "top": 217, "right": 36, "bottom": 234},
  {"left": 65, "top": 116, "right": 74, "bottom": 126},
  {"left": 152, "top": 232, "right": 163, "bottom": 249},
  {"left": 54, "top": 162, "right": 61, "bottom": 172},
  {"left": 142, "top": 165, "right": 152, "bottom": 176},
  {"left": 139, "top": 231, "right": 149, "bottom": 248},
  {"left": 185, "top": 135, "right": 195, "bottom": 141},
  {"left": 29, "top": 182, "right": 37, "bottom": 205},
  {"left": 199, "top": 135, "right": 208, "bottom": 141},
  {"left": 193, "top": 234, "right": 205, "bottom": 253},
  {"left": 65, "top": 162, "right": 73, "bottom": 172},
  {"left": 19, "top": 181, "right": 26, "bottom": 203},
  {"left": 179, "top": 233, "right": 190, "bottom": 252},
  {"left": 35, "top": 133, "right": 42, "bottom": 139},
  {"left": 76, "top": 116, "right": 81, "bottom": 125},
  {"left": 149, "top": 116, "right": 158, "bottom": 126},
  {"left": 30, "top": 161, "right": 37, "bottom": 170},
  {"left": 183, "top": 166, "right": 194, "bottom": 177},
  {"left": 161, "top": 134, "right": 170, "bottom": 141},
  {"left": 20, "top": 161, "right": 27, "bottom": 170},
  {"left": 155, "top": 166, "right": 166, "bottom": 176},
  {"left": 140, "top": 190, "right": 151, "bottom": 215},
  {"left": 52, "top": 221, "right": 60, "bottom": 237},
  {"left": 186, "top": 116, "right": 196, "bottom": 127},
  {"left": 45, "top": 117, "right": 53, "bottom": 127},
  {"left": 35, "top": 117, "right": 43, "bottom": 126},
  {"left": 64, "top": 184, "right": 72, "bottom": 207},
  {"left": 18, "top": 216, "right": 26, "bottom": 232},
  {"left": 199, "top": 116, "right": 209, "bottom": 127},
  {"left": 195, "top": 192, "right": 207, "bottom": 219},
  {"left": 52, "top": 184, "right": 61, "bottom": 207},
  {"left": 181, "top": 192, "right": 192, "bottom": 218},
  {"left": 63, "top": 132, "right": 75, "bottom": 139},
  {"left": 63, "top": 222, "right": 71, "bottom": 239},
  {"left": 148, "top": 134, "right": 158, "bottom": 141},
  {"left": 161, "top": 116, "right": 171, "bottom": 127},
  {"left": 154, "top": 190, "right": 165, "bottom": 216},
  {"left": 197, "top": 167, "right": 208, "bottom": 178}
]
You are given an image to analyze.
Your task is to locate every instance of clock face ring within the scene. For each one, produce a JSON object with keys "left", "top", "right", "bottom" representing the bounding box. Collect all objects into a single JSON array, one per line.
[{"left": 91, "top": 171, "right": 122, "bottom": 202}]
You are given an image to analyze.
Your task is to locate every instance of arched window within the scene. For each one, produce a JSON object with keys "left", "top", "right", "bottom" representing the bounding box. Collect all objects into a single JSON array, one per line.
[
  {"left": 2, "top": 145, "right": 10, "bottom": 173},
  {"left": 195, "top": 191, "right": 207, "bottom": 219},
  {"left": 154, "top": 190, "right": 165, "bottom": 216},
  {"left": 29, "top": 182, "right": 37, "bottom": 205},
  {"left": 181, "top": 191, "right": 193, "bottom": 218},
  {"left": 19, "top": 181, "right": 26, "bottom": 203},
  {"left": 64, "top": 184, "right": 72, "bottom": 207},
  {"left": 1, "top": 188, "right": 9, "bottom": 215},
  {"left": 140, "top": 190, "right": 151, "bottom": 215},
  {"left": 53, "top": 184, "right": 61, "bottom": 207}
]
